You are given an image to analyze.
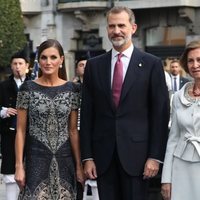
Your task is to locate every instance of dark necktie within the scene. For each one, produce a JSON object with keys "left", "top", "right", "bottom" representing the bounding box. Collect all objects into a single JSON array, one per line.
[
  {"left": 174, "top": 77, "right": 177, "bottom": 91},
  {"left": 112, "top": 53, "right": 123, "bottom": 107}
]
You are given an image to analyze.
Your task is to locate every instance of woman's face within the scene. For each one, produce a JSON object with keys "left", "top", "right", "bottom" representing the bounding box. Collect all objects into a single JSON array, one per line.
[
  {"left": 39, "top": 47, "right": 63, "bottom": 76},
  {"left": 187, "top": 48, "right": 200, "bottom": 80}
]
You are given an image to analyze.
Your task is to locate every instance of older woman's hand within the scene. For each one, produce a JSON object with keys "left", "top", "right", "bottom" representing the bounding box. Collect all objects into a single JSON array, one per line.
[{"left": 161, "top": 183, "right": 171, "bottom": 200}]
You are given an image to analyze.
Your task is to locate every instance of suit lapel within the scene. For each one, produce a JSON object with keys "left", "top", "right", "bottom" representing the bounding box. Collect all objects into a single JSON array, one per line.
[
  {"left": 9, "top": 78, "right": 19, "bottom": 93},
  {"left": 120, "top": 48, "right": 143, "bottom": 105},
  {"left": 180, "top": 77, "right": 185, "bottom": 89},
  {"left": 99, "top": 48, "right": 144, "bottom": 110}
]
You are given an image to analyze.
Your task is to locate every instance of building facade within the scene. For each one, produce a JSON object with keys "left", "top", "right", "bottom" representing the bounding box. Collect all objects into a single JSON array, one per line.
[{"left": 20, "top": 0, "right": 200, "bottom": 79}]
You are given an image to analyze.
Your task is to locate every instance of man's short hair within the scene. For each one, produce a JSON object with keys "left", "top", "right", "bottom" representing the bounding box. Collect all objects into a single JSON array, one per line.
[{"left": 75, "top": 55, "right": 90, "bottom": 68}]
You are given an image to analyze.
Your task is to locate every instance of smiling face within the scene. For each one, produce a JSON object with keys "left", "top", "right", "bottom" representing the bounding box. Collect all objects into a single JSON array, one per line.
[
  {"left": 107, "top": 10, "right": 137, "bottom": 52},
  {"left": 187, "top": 48, "right": 200, "bottom": 80},
  {"left": 39, "top": 47, "right": 64, "bottom": 76}
]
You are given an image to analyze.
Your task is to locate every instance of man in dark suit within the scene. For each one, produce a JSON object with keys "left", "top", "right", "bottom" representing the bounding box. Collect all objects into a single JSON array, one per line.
[
  {"left": 169, "top": 59, "right": 190, "bottom": 92},
  {"left": 73, "top": 55, "right": 89, "bottom": 200},
  {"left": 0, "top": 51, "right": 29, "bottom": 200},
  {"left": 167, "top": 59, "right": 190, "bottom": 129},
  {"left": 80, "top": 6, "right": 169, "bottom": 200}
]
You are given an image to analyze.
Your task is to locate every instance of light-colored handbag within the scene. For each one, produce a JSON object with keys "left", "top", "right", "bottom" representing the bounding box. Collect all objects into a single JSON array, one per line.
[{"left": 83, "top": 180, "right": 99, "bottom": 200}]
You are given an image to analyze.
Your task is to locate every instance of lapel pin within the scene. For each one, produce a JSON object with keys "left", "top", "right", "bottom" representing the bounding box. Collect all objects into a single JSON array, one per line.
[{"left": 138, "top": 63, "right": 142, "bottom": 67}]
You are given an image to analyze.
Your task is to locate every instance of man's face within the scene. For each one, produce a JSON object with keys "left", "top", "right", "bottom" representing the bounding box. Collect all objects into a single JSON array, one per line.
[
  {"left": 170, "top": 62, "right": 181, "bottom": 76},
  {"left": 11, "top": 58, "right": 29, "bottom": 78},
  {"left": 107, "top": 11, "right": 137, "bottom": 52},
  {"left": 76, "top": 60, "right": 87, "bottom": 77}
]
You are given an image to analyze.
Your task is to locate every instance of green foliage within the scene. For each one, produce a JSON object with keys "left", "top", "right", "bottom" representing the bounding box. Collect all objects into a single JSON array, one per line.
[{"left": 0, "top": 0, "right": 26, "bottom": 68}]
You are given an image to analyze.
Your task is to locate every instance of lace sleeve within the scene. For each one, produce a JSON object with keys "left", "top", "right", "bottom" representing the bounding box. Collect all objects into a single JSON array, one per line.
[{"left": 16, "top": 81, "right": 30, "bottom": 109}]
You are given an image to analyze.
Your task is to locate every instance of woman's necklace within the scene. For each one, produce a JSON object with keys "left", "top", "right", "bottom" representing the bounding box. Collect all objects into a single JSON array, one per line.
[{"left": 192, "top": 85, "right": 200, "bottom": 97}]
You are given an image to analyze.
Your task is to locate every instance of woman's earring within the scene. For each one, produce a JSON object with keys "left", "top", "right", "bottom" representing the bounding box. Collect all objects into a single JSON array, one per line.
[
  {"left": 59, "top": 64, "right": 62, "bottom": 68},
  {"left": 38, "top": 64, "right": 40, "bottom": 68}
]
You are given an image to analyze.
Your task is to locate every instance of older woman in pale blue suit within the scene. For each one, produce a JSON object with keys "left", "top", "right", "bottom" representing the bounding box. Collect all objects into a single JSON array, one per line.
[{"left": 161, "top": 40, "right": 200, "bottom": 200}]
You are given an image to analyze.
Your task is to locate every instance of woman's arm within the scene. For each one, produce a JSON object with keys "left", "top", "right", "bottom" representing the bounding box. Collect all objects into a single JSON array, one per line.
[
  {"left": 69, "top": 110, "right": 85, "bottom": 185},
  {"left": 15, "top": 108, "right": 27, "bottom": 190}
]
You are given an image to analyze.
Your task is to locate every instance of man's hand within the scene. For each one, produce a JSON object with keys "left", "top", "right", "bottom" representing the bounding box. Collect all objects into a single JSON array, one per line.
[
  {"left": 6, "top": 107, "right": 17, "bottom": 117},
  {"left": 83, "top": 160, "right": 97, "bottom": 179},
  {"left": 143, "top": 158, "right": 159, "bottom": 179}
]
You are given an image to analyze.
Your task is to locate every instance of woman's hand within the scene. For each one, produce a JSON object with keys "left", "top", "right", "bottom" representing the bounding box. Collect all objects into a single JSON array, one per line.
[
  {"left": 76, "top": 165, "right": 86, "bottom": 187},
  {"left": 161, "top": 183, "right": 171, "bottom": 200},
  {"left": 15, "top": 165, "right": 25, "bottom": 190}
]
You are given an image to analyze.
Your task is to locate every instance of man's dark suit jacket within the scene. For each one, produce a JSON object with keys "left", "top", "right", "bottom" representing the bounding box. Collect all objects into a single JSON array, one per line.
[
  {"left": 80, "top": 47, "right": 169, "bottom": 177},
  {"left": 180, "top": 76, "right": 190, "bottom": 89},
  {"left": 169, "top": 73, "right": 190, "bottom": 90},
  {"left": 0, "top": 75, "right": 29, "bottom": 174}
]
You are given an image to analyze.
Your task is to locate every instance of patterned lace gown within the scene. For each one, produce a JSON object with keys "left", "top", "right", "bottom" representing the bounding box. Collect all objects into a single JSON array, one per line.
[{"left": 16, "top": 81, "right": 80, "bottom": 200}]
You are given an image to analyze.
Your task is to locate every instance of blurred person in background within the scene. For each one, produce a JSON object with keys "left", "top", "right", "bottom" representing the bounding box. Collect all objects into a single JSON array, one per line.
[
  {"left": 73, "top": 56, "right": 88, "bottom": 84},
  {"left": 169, "top": 59, "right": 189, "bottom": 93},
  {"left": 164, "top": 71, "right": 172, "bottom": 91},
  {"left": 167, "top": 59, "right": 190, "bottom": 128},
  {"left": 73, "top": 55, "right": 100, "bottom": 200},
  {"left": 73, "top": 56, "right": 88, "bottom": 200},
  {"left": 0, "top": 51, "right": 29, "bottom": 200}
]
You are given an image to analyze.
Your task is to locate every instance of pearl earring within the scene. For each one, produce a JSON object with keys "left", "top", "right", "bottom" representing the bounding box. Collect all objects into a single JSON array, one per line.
[{"left": 59, "top": 64, "right": 62, "bottom": 68}]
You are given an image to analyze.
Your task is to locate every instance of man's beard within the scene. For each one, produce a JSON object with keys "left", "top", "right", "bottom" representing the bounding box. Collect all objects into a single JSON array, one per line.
[{"left": 110, "top": 35, "right": 131, "bottom": 48}]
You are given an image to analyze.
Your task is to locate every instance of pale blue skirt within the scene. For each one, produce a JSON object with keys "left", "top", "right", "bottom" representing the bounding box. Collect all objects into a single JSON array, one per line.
[{"left": 171, "top": 156, "right": 200, "bottom": 200}]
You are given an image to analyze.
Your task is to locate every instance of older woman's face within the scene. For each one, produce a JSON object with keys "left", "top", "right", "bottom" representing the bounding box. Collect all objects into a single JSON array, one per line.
[{"left": 187, "top": 48, "right": 200, "bottom": 79}]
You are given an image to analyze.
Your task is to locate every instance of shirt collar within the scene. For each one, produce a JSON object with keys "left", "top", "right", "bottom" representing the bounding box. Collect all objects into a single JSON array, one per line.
[
  {"left": 171, "top": 74, "right": 180, "bottom": 79},
  {"left": 112, "top": 44, "right": 134, "bottom": 59},
  {"left": 14, "top": 76, "right": 26, "bottom": 85}
]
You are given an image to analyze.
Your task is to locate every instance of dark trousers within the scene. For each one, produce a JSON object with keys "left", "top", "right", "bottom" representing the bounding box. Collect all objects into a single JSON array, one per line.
[{"left": 97, "top": 150, "right": 148, "bottom": 200}]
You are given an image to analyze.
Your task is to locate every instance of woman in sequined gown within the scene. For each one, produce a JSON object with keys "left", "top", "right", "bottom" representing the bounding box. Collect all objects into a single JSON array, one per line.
[
  {"left": 14, "top": 39, "right": 85, "bottom": 200},
  {"left": 161, "top": 40, "right": 200, "bottom": 200}
]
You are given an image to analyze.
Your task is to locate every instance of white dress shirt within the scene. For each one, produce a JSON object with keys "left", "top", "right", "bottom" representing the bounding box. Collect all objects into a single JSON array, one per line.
[
  {"left": 164, "top": 71, "right": 172, "bottom": 91},
  {"left": 111, "top": 44, "right": 134, "bottom": 86},
  {"left": 0, "top": 76, "right": 25, "bottom": 118}
]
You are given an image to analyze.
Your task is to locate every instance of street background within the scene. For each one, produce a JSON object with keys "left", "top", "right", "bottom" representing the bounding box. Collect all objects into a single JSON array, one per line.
[
  {"left": 0, "top": 158, "right": 6, "bottom": 200},
  {"left": 0, "top": 175, "right": 6, "bottom": 200}
]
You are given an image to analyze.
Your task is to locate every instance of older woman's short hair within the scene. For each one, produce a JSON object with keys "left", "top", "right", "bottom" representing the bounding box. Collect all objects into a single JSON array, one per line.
[{"left": 180, "top": 40, "right": 200, "bottom": 73}]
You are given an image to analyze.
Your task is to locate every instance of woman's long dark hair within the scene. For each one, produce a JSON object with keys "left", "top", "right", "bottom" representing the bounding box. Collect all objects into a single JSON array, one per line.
[{"left": 37, "top": 39, "right": 67, "bottom": 80}]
